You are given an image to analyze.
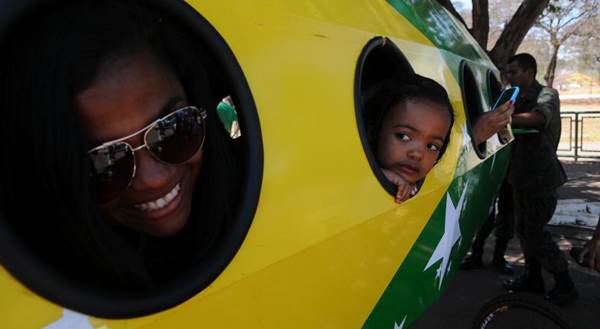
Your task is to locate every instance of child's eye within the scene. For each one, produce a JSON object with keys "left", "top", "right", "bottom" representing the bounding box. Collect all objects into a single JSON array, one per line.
[
  {"left": 395, "top": 133, "right": 410, "bottom": 141},
  {"left": 427, "top": 143, "right": 442, "bottom": 152}
]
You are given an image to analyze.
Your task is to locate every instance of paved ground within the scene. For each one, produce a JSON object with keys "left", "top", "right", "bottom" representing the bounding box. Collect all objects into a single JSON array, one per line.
[
  {"left": 412, "top": 161, "right": 600, "bottom": 329},
  {"left": 558, "top": 162, "right": 600, "bottom": 202}
]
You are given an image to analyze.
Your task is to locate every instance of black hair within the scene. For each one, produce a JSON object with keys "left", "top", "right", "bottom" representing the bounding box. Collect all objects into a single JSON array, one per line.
[
  {"left": 0, "top": 0, "right": 237, "bottom": 292},
  {"left": 508, "top": 53, "right": 537, "bottom": 76},
  {"left": 364, "top": 74, "right": 454, "bottom": 160}
]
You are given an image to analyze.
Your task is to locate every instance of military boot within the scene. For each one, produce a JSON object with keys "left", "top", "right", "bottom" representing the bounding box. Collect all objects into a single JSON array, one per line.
[{"left": 545, "top": 271, "right": 578, "bottom": 306}]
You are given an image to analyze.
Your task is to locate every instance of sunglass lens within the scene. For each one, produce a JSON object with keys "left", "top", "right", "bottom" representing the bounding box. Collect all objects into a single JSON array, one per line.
[
  {"left": 89, "top": 143, "right": 135, "bottom": 203},
  {"left": 146, "top": 107, "right": 205, "bottom": 164}
]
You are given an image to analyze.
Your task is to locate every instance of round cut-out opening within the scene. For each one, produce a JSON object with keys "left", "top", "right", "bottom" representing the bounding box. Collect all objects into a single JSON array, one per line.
[{"left": 0, "top": 0, "right": 262, "bottom": 318}]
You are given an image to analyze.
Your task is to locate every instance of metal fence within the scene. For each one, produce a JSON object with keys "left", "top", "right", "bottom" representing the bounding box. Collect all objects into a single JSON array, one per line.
[{"left": 558, "top": 111, "right": 600, "bottom": 161}]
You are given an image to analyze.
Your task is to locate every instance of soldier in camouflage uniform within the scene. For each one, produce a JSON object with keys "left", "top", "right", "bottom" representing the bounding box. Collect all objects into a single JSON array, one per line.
[{"left": 501, "top": 53, "right": 576, "bottom": 306}]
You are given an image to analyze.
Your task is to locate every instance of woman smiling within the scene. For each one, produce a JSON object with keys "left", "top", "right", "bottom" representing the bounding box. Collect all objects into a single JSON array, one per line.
[{"left": 0, "top": 0, "right": 240, "bottom": 291}]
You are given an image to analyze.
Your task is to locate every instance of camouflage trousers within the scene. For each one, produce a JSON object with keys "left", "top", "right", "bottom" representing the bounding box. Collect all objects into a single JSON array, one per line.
[{"left": 513, "top": 188, "right": 568, "bottom": 274}]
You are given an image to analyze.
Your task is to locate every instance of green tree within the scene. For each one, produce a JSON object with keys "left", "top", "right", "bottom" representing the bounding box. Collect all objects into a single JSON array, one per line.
[{"left": 535, "top": 0, "right": 599, "bottom": 87}]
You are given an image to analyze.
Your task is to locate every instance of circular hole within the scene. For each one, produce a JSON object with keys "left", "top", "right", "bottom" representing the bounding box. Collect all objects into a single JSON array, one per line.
[
  {"left": 460, "top": 62, "right": 487, "bottom": 158},
  {"left": 355, "top": 37, "right": 454, "bottom": 199},
  {"left": 0, "top": 0, "right": 262, "bottom": 318},
  {"left": 355, "top": 37, "right": 416, "bottom": 195}
]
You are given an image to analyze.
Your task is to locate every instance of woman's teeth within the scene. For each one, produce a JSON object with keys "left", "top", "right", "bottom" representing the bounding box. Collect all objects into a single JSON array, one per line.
[{"left": 134, "top": 184, "right": 180, "bottom": 212}]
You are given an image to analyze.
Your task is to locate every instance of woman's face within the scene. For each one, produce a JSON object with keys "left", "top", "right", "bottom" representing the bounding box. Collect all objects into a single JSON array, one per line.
[{"left": 77, "top": 52, "right": 203, "bottom": 237}]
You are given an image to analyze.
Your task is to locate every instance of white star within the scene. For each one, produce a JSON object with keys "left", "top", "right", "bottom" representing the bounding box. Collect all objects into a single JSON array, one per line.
[
  {"left": 394, "top": 316, "right": 407, "bottom": 329},
  {"left": 43, "top": 309, "right": 93, "bottom": 329},
  {"left": 424, "top": 182, "right": 469, "bottom": 289}
]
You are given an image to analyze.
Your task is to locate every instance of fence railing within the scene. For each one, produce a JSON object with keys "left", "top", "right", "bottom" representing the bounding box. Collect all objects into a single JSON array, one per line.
[{"left": 558, "top": 111, "right": 600, "bottom": 161}]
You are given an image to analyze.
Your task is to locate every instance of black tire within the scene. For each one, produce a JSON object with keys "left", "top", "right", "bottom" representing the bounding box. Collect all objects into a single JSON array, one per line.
[{"left": 471, "top": 293, "right": 572, "bottom": 329}]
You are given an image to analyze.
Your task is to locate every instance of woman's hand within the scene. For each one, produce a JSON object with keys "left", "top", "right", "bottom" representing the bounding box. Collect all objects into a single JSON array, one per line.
[
  {"left": 473, "top": 101, "right": 514, "bottom": 145},
  {"left": 382, "top": 169, "right": 416, "bottom": 204},
  {"left": 580, "top": 237, "right": 600, "bottom": 272}
]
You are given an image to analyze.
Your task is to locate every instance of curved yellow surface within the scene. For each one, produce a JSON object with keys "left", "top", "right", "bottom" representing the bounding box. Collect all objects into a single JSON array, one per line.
[{"left": 0, "top": 0, "right": 504, "bottom": 328}]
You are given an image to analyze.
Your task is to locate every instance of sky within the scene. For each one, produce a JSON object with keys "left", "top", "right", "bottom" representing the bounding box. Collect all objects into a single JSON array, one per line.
[{"left": 450, "top": 0, "right": 472, "bottom": 11}]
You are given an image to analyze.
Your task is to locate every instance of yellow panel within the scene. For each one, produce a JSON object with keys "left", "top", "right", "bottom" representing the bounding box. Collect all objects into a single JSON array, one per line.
[
  {"left": 0, "top": 270, "right": 62, "bottom": 328},
  {"left": 191, "top": 0, "right": 453, "bottom": 289}
]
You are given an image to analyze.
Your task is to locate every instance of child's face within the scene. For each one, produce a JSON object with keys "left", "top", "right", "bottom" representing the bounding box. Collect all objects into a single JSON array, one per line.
[{"left": 376, "top": 100, "right": 451, "bottom": 184}]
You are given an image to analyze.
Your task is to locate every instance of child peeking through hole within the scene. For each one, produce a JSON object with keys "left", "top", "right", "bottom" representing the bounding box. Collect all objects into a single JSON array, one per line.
[{"left": 366, "top": 74, "right": 454, "bottom": 204}]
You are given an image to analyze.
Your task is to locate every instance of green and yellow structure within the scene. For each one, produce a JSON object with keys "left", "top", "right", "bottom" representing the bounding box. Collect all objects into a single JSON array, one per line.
[{"left": 0, "top": 0, "right": 511, "bottom": 328}]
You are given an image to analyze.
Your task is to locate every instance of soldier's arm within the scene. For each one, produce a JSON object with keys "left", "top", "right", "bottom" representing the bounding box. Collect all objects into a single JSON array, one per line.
[
  {"left": 513, "top": 87, "right": 559, "bottom": 130},
  {"left": 512, "top": 111, "right": 545, "bottom": 128}
]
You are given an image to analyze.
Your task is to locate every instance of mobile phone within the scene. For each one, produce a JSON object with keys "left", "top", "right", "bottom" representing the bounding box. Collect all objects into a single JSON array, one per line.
[
  {"left": 493, "top": 86, "right": 519, "bottom": 144},
  {"left": 492, "top": 86, "right": 520, "bottom": 111}
]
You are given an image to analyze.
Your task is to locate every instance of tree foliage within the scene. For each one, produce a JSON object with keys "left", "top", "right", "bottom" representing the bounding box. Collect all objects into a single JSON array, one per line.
[{"left": 535, "top": 0, "right": 599, "bottom": 87}]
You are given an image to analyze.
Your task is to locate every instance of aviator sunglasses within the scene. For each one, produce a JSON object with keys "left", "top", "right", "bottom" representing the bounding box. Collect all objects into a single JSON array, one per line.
[{"left": 88, "top": 106, "right": 207, "bottom": 203}]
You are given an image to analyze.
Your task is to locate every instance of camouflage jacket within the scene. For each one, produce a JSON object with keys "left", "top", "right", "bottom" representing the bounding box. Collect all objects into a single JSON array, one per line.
[{"left": 507, "top": 80, "right": 567, "bottom": 192}]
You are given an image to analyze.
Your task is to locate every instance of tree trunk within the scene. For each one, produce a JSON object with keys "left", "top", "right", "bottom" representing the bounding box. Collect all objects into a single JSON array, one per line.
[
  {"left": 471, "top": 0, "right": 489, "bottom": 49},
  {"left": 435, "top": 0, "right": 550, "bottom": 67},
  {"left": 488, "top": 0, "right": 549, "bottom": 67},
  {"left": 544, "top": 44, "right": 560, "bottom": 87}
]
